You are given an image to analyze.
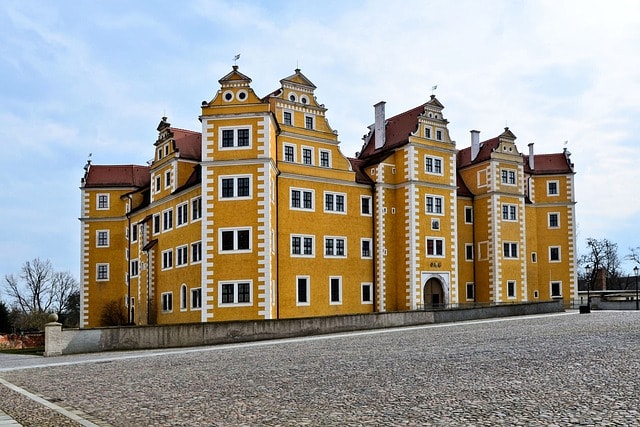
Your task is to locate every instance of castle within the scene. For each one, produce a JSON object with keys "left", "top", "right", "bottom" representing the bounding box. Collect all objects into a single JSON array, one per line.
[{"left": 79, "top": 66, "right": 576, "bottom": 327}]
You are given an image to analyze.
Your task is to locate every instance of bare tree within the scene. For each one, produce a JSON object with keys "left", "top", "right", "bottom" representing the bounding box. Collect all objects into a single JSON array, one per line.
[
  {"left": 579, "top": 238, "right": 623, "bottom": 289},
  {"left": 627, "top": 247, "right": 640, "bottom": 266}
]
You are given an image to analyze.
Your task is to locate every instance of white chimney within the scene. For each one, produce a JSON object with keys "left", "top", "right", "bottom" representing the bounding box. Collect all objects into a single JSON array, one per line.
[
  {"left": 374, "top": 101, "right": 386, "bottom": 150},
  {"left": 528, "top": 143, "right": 535, "bottom": 170},
  {"left": 470, "top": 130, "right": 480, "bottom": 161}
]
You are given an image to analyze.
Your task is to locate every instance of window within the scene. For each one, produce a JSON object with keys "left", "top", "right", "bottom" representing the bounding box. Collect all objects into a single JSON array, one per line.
[
  {"left": 164, "top": 170, "right": 171, "bottom": 189},
  {"left": 507, "top": 281, "right": 516, "bottom": 299},
  {"left": 361, "top": 196, "right": 372, "bottom": 216},
  {"left": 547, "top": 180, "right": 559, "bottom": 196},
  {"left": 549, "top": 246, "right": 561, "bottom": 262},
  {"left": 191, "top": 241, "right": 202, "bottom": 263},
  {"left": 96, "top": 194, "right": 109, "bottom": 210},
  {"left": 548, "top": 213, "right": 560, "bottom": 228},
  {"left": 296, "top": 276, "right": 310, "bottom": 305},
  {"left": 191, "top": 197, "right": 202, "bottom": 221},
  {"left": 176, "top": 245, "right": 188, "bottom": 267},
  {"left": 436, "top": 129, "right": 443, "bottom": 141},
  {"left": 302, "top": 147, "right": 313, "bottom": 165},
  {"left": 501, "top": 169, "right": 516, "bottom": 185},
  {"left": 180, "top": 285, "right": 188, "bottom": 310},
  {"left": 162, "top": 209, "right": 173, "bottom": 231},
  {"left": 130, "top": 259, "right": 139, "bottom": 277},
  {"left": 324, "top": 192, "right": 346, "bottom": 213},
  {"left": 96, "top": 230, "right": 109, "bottom": 247},
  {"left": 220, "top": 228, "right": 251, "bottom": 252},
  {"left": 425, "top": 195, "right": 443, "bottom": 214},
  {"left": 220, "top": 176, "right": 251, "bottom": 199},
  {"left": 464, "top": 207, "right": 473, "bottom": 224},
  {"left": 290, "top": 188, "right": 314, "bottom": 210},
  {"left": 361, "top": 238, "right": 372, "bottom": 258},
  {"left": 427, "top": 238, "right": 444, "bottom": 257},
  {"left": 319, "top": 150, "right": 330, "bottom": 167},
  {"left": 220, "top": 127, "right": 251, "bottom": 148},
  {"left": 425, "top": 127, "right": 431, "bottom": 139},
  {"left": 152, "top": 214, "right": 160, "bottom": 235},
  {"left": 162, "top": 249, "right": 173, "bottom": 269},
  {"left": 425, "top": 156, "right": 443, "bottom": 175},
  {"left": 131, "top": 224, "right": 138, "bottom": 242},
  {"left": 284, "top": 144, "right": 295, "bottom": 162},
  {"left": 325, "top": 237, "right": 346, "bottom": 257},
  {"left": 551, "top": 281, "right": 562, "bottom": 298},
  {"left": 191, "top": 288, "right": 202, "bottom": 309},
  {"left": 532, "top": 252, "right": 537, "bottom": 263},
  {"left": 305, "top": 115, "right": 314, "bottom": 129},
  {"left": 177, "top": 203, "right": 188, "bottom": 227},
  {"left": 329, "top": 277, "right": 342, "bottom": 304},
  {"left": 431, "top": 219, "right": 440, "bottom": 230},
  {"left": 361, "top": 283, "right": 373, "bottom": 304},
  {"left": 466, "top": 283, "right": 475, "bottom": 301},
  {"left": 503, "top": 242, "right": 518, "bottom": 259},
  {"left": 161, "top": 292, "right": 173, "bottom": 312},
  {"left": 96, "top": 263, "right": 109, "bottom": 281},
  {"left": 283, "top": 111, "right": 292, "bottom": 125},
  {"left": 219, "top": 281, "right": 252, "bottom": 305},
  {"left": 465, "top": 243, "right": 474, "bottom": 261},
  {"left": 291, "top": 235, "right": 314, "bottom": 257},
  {"left": 502, "top": 204, "right": 517, "bottom": 221}
]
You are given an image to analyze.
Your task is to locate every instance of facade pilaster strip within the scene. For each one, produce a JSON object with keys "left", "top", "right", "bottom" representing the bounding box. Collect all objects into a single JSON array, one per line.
[
  {"left": 519, "top": 166, "right": 527, "bottom": 301},
  {"left": 202, "top": 166, "right": 216, "bottom": 320},
  {"left": 256, "top": 162, "right": 271, "bottom": 319},
  {"left": 375, "top": 166, "right": 386, "bottom": 312}
]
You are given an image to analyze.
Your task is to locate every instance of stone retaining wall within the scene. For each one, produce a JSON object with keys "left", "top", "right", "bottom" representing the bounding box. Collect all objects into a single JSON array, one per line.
[{"left": 44, "top": 300, "right": 563, "bottom": 356}]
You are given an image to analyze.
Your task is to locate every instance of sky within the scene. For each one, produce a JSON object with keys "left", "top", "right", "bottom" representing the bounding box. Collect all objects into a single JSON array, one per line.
[{"left": 1, "top": 0, "right": 640, "bottom": 282}]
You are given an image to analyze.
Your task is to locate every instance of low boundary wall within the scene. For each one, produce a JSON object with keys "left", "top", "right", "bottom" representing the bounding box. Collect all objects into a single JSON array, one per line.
[{"left": 44, "top": 300, "right": 563, "bottom": 356}]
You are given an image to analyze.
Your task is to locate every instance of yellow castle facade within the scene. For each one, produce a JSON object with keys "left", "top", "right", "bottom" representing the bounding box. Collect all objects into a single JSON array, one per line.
[{"left": 79, "top": 66, "right": 577, "bottom": 328}]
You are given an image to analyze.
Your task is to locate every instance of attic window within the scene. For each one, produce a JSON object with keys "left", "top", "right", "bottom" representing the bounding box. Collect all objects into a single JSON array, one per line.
[
  {"left": 300, "top": 95, "right": 308, "bottom": 104},
  {"left": 223, "top": 91, "right": 234, "bottom": 102},
  {"left": 289, "top": 93, "right": 297, "bottom": 102},
  {"left": 237, "top": 90, "right": 247, "bottom": 101}
]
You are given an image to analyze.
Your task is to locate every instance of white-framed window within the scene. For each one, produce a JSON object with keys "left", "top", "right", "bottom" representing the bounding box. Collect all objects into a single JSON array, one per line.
[
  {"left": 532, "top": 252, "right": 537, "bottom": 263},
  {"left": 96, "top": 194, "right": 109, "bottom": 210},
  {"left": 220, "top": 126, "right": 251, "bottom": 149},
  {"left": 219, "top": 175, "right": 252, "bottom": 200},
  {"left": 296, "top": 276, "right": 310, "bottom": 306},
  {"left": 547, "top": 180, "right": 559, "bottom": 196},
  {"left": 290, "top": 188, "right": 314, "bottom": 211},
  {"left": 361, "top": 238, "right": 372, "bottom": 259},
  {"left": 465, "top": 243, "right": 474, "bottom": 261},
  {"left": 503, "top": 242, "right": 518, "bottom": 259},
  {"left": 154, "top": 176, "right": 161, "bottom": 193},
  {"left": 191, "top": 197, "right": 202, "bottom": 221},
  {"left": 302, "top": 147, "right": 313, "bottom": 165},
  {"left": 164, "top": 170, "right": 171, "bottom": 189},
  {"left": 96, "top": 263, "right": 109, "bottom": 281},
  {"left": 131, "top": 224, "right": 138, "bottom": 242},
  {"left": 436, "top": 129, "right": 443, "bottom": 141},
  {"left": 284, "top": 144, "right": 295, "bottom": 162},
  {"left": 305, "top": 115, "right": 314, "bottom": 130},
  {"left": 324, "top": 192, "right": 346, "bottom": 213},
  {"left": 161, "top": 292, "right": 173, "bottom": 312},
  {"left": 549, "top": 246, "right": 561, "bottom": 262},
  {"left": 425, "top": 195, "right": 444, "bottom": 215},
  {"left": 502, "top": 204, "right": 517, "bottom": 221},
  {"left": 361, "top": 282, "right": 373, "bottom": 304},
  {"left": 548, "top": 212, "right": 560, "bottom": 228},
  {"left": 176, "top": 245, "right": 188, "bottom": 267},
  {"left": 325, "top": 236, "right": 347, "bottom": 258},
  {"left": 329, "top": 276, "right": 342, "bottom": 304},
  {"left": 361, "top": 196, "right": 372, "bottom": 216},
  {"left": 219, "top": 228, "right": 252, "bottom": 253},
  {"left": 191, "top": 241, "right": 202, "bottom": 263},
  {"left": 319, "top": 149, "right": 331, "bottom": 168},
  {"left": 162, "top": 208, "right": 173, "bottom": 231},
  {"left": 466, "top": 282, "right": 475, "bottom": 301},
  {"left": 191, "top": 287, "right": 202, "bottom": 309},
  {"left": 180, "top": 284, "right": 188, "bottom": 311},
  {"left": 425, "top": 155, "right": 443, "bottom": 175},
  {"left": 426, "top": 238, "right": 445, "bottom": 257},
  {"left": 291, "top": 234, "right": 315, "bottom": 257},
  {"left": 507, "top": 281, "right": 516, "bottom": 299},
  {"left": 501, "top": 169, "right": 517, "bottom": 185},
  {"left": 96, "top": 230, "right": 109, "bottom": 247},
  {"left": 162, "top": 249, "right": 173, "bottom": 270},
  {"left": 153, "top": 214, "right": 161, "bottom": 235},
  {"left": 130, "top": 259, "right": 139, "bottom": 277},
  {"left": 219, "top": 281, "right": 252, "bottom": 306},
  {"left": 424, "top": 127, "right": 432, "bottom": 139},
  {"left": 283, "top": 110, "right": 292, "bottom": 126},
  {"left": 177, "top": 202, "right": 188, "bottom": 227},
  {"left": 551, "top": 281, "right": 562, "bottom": 298},
  {"left": 464, "top": 206, "right": 473, "bottom": 224},
  {"left": 431, "top": 219, "right": 440, "bottom": 230}
]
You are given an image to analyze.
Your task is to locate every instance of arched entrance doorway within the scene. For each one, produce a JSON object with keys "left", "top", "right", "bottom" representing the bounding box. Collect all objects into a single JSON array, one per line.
[{"left": 424, "top": 278, "right": 445, "bottom": 308}]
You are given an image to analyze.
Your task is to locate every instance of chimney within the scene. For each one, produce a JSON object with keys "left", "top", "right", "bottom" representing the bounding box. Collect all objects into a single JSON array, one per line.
[
  {"left": 374, "top": 101, "right": 386, "bottom": 150},
  {"left": 528, "top": 143, "right": 535, "bottom": 170},
  {"left": 470, "top": 130, "right": 480, "bottom": 160}
]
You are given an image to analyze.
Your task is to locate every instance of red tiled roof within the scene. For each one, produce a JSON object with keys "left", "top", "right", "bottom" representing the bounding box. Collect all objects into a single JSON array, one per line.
[
  {"left": 524, "top": 153, "right": 573, "bottom": 174},
  {"left": 84, "top": 165, "right": 150, "bottom": 188},
  {"left": 456, "top": 172, "right": 474, "bottom": 197},
  {"left": 457, "top": 137, "right": 500, "bottom": 168},
  {"left": 348, "top": 158, "right": 374, "bottom": 185},
  {"left": 172, "top": 128, "right": 201, "bottom": 161}
]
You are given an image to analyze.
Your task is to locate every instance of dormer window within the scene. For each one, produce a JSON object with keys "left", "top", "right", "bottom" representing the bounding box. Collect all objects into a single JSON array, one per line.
[
  {"left": 425, "top": 127, "right": 431, "bottom": 139},
  {"left": 164, "top": 145, "right": 169, "bottom": 156},
  {"left": 436, "top": 130, "right": 443, "bottom": 141},
  {"left": 305, "top": 115, "right": 314, "bottom": 130}
]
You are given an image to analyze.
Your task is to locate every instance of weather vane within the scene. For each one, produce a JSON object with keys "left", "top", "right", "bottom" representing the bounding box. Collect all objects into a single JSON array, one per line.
[
  {"left": 233, "top": 54, "right": 240, "bottom": 66},
  {"left": 431, "top": 85, "right": 438, "bottom": 95}
]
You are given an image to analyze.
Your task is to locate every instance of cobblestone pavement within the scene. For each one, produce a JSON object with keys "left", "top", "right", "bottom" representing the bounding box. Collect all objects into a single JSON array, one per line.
[{"left": 2, "top": 311, "right": 640, "bottom": 426}]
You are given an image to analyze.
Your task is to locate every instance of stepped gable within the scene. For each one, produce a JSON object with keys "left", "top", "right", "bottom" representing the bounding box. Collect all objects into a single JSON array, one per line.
[{"left": 84, "top": 165, "right": 150, "bottom": 188}]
